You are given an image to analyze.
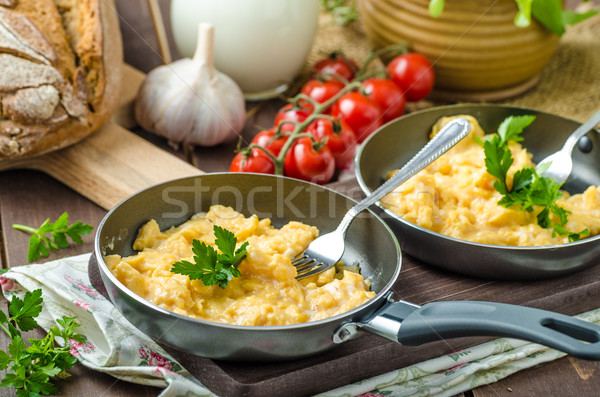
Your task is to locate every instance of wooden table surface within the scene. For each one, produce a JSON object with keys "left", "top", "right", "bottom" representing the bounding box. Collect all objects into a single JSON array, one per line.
[{"left": 1, "top": 1, "right": 599, "bottom": 396}]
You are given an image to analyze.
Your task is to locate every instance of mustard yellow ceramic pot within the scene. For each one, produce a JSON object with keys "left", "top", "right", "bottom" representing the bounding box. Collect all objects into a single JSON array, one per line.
[{"left": 358, "top": 0, "right": 560, "bottom": 100}]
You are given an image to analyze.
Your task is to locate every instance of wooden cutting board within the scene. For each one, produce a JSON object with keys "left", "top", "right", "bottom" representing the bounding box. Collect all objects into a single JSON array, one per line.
[{"left": 0, "top": 64, "right": 202, "bottom": 210}]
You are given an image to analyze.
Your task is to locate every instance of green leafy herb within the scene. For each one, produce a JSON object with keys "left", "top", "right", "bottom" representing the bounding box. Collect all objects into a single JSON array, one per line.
[
  {"left": 12, "top": 213, "right": 94, "bottom": 262},
  {"left": 320, "top": 0, "right": 359, "bottom": 25},
  {"left": 428, "top": 0, "right": 445, "bottom": 18},
  {"left": 0, "top": 289, "right": 85, "bottom": 396},
  {"left": 428, "top": 0, "right": 599, "bottom": 36},
  {"left": 170, "top": 225, "right": 248, "bottom": 289},
  {"left": 484, "top": 115, "right": 589, "bottom": 241}
]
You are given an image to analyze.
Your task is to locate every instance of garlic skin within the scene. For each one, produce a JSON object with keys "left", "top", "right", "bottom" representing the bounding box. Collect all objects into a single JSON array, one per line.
[{"left": 134, "top": 24, "right": 245, "bottom": 146}]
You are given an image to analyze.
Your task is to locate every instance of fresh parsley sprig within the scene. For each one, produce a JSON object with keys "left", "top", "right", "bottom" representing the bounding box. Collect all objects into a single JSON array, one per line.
[
  {"left": 0, "top": 289, "right": 85, "bottom": 396},
  {"left": 483, "top": 115, "right": 589, "bottom": 242},
  {"left": 170, "top": 225, "right": 248, "bottom": 289},
  {"left": 12, "top": 213, "right": 94, "bottom": 262}
]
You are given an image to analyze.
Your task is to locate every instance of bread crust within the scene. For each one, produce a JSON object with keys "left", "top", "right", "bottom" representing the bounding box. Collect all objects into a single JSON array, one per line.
[{"left": 0, "top": 0, "right": 123, "bottom": 161}]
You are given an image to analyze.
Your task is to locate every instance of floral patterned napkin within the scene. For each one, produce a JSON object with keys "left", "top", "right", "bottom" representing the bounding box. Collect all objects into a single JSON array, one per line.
[{"left": 2, "top": 254, "right": 599, "bottom": 397}]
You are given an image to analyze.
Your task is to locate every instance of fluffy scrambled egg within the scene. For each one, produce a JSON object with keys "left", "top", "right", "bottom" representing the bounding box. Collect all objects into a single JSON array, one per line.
[
  {"left": 105, "top": 205, "right": 375, "bottom": 326},
  {"left": 380, "top": 115, "right": 600, "bottom": 246}
]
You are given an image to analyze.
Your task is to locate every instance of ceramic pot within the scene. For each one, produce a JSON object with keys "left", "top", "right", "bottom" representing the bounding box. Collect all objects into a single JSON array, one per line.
[
  {"left": 171, "top": 0, "right": 319, "bottom": 100},
  {"left": 358, "top": 0, "right": 560, "bottom": 100}
]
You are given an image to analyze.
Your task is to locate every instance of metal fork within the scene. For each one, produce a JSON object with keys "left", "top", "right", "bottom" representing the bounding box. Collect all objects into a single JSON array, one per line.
[
  {"left": 535, "top": 108, "right": 600, "bottom": 185},
  {"left": 294, "top": 117, "right": 472, "bottom": 279}
]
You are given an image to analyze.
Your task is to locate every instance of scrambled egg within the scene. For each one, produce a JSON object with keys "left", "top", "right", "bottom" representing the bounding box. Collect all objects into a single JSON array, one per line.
[
  {"left": 105, "top": 205, "right": 375, "bottom": 326},
  {"left": 380, "top": 115, "right": 600, "bottom": 246}
]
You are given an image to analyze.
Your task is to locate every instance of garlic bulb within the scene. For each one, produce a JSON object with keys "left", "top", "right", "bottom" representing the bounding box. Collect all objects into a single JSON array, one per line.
[{"left": 134, "top": 23, "right": 245, "bottom": 146}]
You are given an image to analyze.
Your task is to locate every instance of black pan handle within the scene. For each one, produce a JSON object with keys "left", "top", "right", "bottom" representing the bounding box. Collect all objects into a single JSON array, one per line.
[
  {"left": 339, "top": 299, "right": 600, "bottom": 361},
  {"left": 392, "top": 301, "right": 600, "bottom": 360}
]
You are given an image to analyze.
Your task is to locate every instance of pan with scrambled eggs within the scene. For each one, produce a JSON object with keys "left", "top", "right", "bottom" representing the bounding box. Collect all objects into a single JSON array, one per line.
[
  {"left": 356, "top": 104, "right": 600, "bottom": 279},
  {"left": 95, "top": 173, "right": 401, "bottom": 360}
]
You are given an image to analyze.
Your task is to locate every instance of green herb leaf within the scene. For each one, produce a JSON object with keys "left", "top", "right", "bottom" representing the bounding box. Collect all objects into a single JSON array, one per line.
[
  {"left": 497, "top": 115, "right": 535, "bottom": 145},
  {"left": 214, "top": 225, "right": 249, "bottom": 269},
  {"left": 484, "top": 115, "right": 589, "bottom": 241},
  {"left": 1, "top": 289, "right": 84, "bottom": 395},
  {"left": 514, "top": 0, "right": 534, "bottom": 27},
  {"left": 8, "top": 289, "right": 42, "bottom": 332},
  {"left": 0, "top": 349, "right": 12, "bottom": 370},
  {"left": 484, "top": 136, "right": 512, "bottom": 195},
  {"left": 532, "top": 0, "right": 565, "bottom": 36},
  {"left": 12, "top": 213, "right": 93, "bottom": 262},
  {"left": 170, "top": 225, "right": 247, "bottom": 289},
  {"left": 428, "top": 0, "right": 445, "bottom": 18},
  {"left": 427, "top": 0, "right": 597, "bottom": 36},
  {"left": 320, "top": 0, "right": 359, "bottom": 25},
  {"left": 562, "top": 9, "right": 600, "bottom": 26}
]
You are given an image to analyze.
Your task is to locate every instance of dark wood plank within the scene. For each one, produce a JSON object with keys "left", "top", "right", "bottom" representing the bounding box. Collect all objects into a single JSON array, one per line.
[
  {"left": 0, "top": 170, "right": 159, "bottom": 397},
  {"left": 0, "top": 170, "right": 104, "bottom": 266}
]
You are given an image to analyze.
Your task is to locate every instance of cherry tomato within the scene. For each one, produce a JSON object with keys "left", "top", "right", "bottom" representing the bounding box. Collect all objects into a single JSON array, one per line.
[
  {"left": 284, "top": 137, "right": 335, "bottom": 184},
  {"left": 274, "top": 102, "right": 313, "bottom": 132},
  {"left": 230, "top": 148, "right": 275, "bottom": 174},
  {"left": 362, "top": 78, "right": 406, "bottom": 123},
  {"left": 330, "top": 92, "right": 383, "bottom": 143},
  {"left": 308, "top": 118, "right": 357, "bottom": 169},
  {"left": 251, "top": 129, "right": 288, "bottom": 156},
  {"left": 386, "top": 53, "right": 435, "bottom": 102},
  {"left": 313, "top": 52, "right": 359, "bottom": 82},
  {"left": 300, "top": 79, "right": 345, "bottom": 111}
]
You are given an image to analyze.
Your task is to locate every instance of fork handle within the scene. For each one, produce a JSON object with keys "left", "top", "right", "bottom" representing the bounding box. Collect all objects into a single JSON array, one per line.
[
  {"left": 563, "top": 107, "right": 600, "bottom": 154},
  {"left": 336, "top": 117, "right": 472, "bottom": 233}
]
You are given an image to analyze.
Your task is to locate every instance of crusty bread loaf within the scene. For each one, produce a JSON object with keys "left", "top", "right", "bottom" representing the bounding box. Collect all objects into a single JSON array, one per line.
[{"left": 0, "top": 0, "right": 122, "bottom": 161}]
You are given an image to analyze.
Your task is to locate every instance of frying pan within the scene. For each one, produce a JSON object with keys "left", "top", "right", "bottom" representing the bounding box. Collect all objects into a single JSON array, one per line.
[
  {"left": 356, "top": 104, "right": 600, "bottom": 279},
  {"left": 93, "top": 173, "right": 600, "bottom": 361}
]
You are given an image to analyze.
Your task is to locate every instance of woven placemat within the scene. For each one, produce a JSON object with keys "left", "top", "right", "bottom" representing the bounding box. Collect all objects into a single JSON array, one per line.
[{"left": 299, "top": 11, "right": 600, "bottom": 122}]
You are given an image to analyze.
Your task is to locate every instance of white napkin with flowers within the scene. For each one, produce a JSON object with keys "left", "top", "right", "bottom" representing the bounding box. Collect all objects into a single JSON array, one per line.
[{"left": 1, "top": 254, "right": 599, "bottom": 397}]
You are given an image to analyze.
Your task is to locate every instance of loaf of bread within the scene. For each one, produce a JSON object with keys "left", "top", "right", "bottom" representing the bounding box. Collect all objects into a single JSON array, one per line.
[{"left": 0, "top": 0, "right": 122, "bottom": 161}]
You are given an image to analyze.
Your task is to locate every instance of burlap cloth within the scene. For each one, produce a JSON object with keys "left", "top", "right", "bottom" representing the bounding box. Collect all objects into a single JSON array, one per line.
[{"left": 300, "top": 11, "right": 600, "bottom": 123}]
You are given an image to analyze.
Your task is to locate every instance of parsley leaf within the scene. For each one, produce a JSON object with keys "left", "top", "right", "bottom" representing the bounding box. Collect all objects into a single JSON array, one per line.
[
  {"left": 8, "top": 289, "right": 43, "bottom": 333},
  {"left": 170, "top": 225, "right": 248, "bottom": 289},
  {"left": 12, "top": 213, "right": 94, "bottom": 262},
  {"left": 484, "top": 115, "right": 588, "bottom": 241},
  {"left": 0, "top": 288, "right": 84, "bottom": 395},
  {"left": 484, "top": 135, "right": 513, "bottom": 195},
  {"left": 497, "top": 115, "right": 535, "bottom": 145}
]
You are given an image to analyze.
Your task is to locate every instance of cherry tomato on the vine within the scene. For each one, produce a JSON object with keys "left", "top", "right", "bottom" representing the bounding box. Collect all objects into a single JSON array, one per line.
[
  {"left": 283, "top": 137, "right": 335, "bottom": 184},
  {"left": 330, "top": 92, "right": 383, "bottom": 143},
  {"left": 230, "top": 148, "right": 275, "bottom": 174},
  {"left": 308, "top": 118, "right": 357, "bottom": 169},
  {"left": 362, "top": 78, "right": 406, "bottom": 123},
  {"left": 300, "top": 79, "right": 345, "bottom": 111},
  {"left": 251, "top": 129, "right": 288, "bottom": 157},
  {"left": 274, "top": 102, "right": 313, "bottom": 132},
  {"left": 386, "top": 53, "right": 435, "bottom": 102},
  {"left": 313, "top": 52, "right": 359, "bottom": 82}
]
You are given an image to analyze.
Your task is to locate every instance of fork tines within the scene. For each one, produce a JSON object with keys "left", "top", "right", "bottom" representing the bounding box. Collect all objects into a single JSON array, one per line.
[{"left": 292, "top": 255, "right": 323, "bottom": 278}]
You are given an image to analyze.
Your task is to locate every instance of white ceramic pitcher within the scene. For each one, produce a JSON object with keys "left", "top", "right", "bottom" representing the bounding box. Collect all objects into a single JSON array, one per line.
[{"left": 171, "top": 0, "right": 319, "bottom": 100}]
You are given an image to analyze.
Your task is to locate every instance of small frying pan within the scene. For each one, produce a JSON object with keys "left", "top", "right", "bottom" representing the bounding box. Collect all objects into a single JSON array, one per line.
[
  {"left": 356, "top": 104, "right": 600, "bottom": 279},
  {"left": 93, "top": 173, "right": 600, "bottom": 361}
]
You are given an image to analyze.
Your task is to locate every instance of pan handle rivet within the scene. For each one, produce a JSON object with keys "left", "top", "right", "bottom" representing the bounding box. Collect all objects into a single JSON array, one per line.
[{"left": 333, "top": 323, "right": 360, "bottom": 343}]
